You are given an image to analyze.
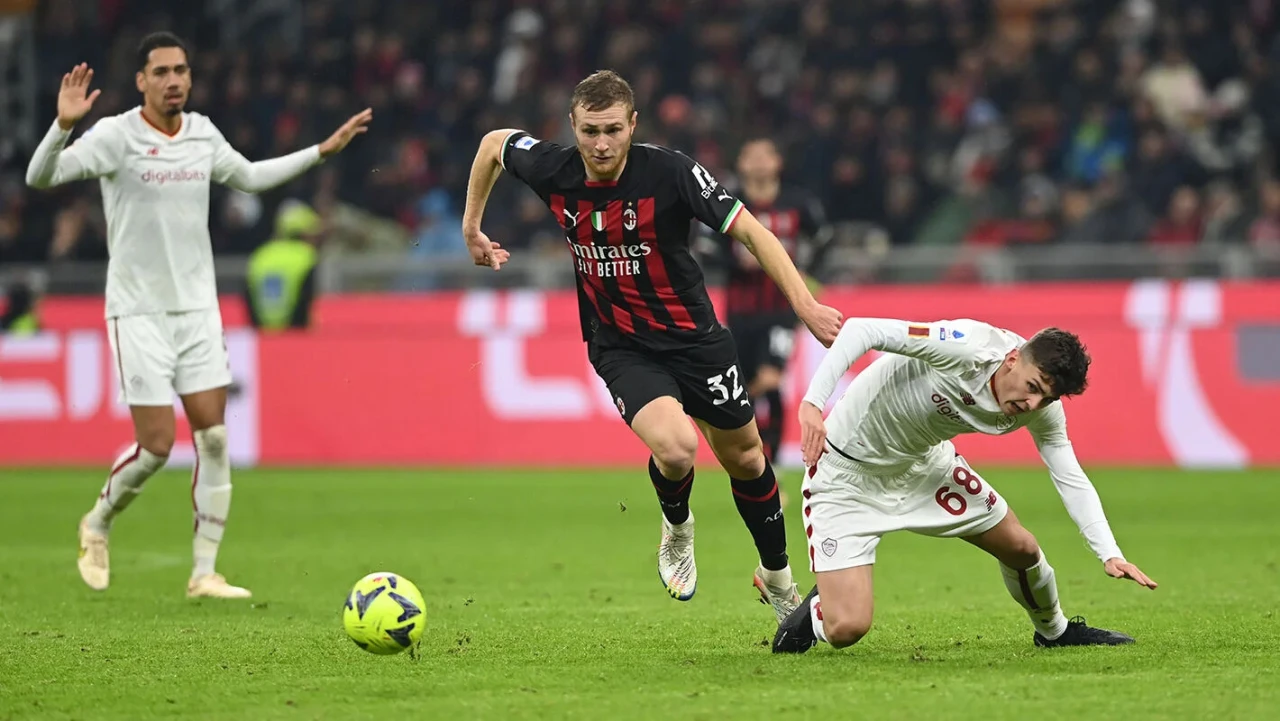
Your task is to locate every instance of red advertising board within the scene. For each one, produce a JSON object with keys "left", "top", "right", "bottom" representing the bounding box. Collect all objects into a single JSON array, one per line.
[{"left": 2, "top": 280, "right": 1278, "bottom": 468}]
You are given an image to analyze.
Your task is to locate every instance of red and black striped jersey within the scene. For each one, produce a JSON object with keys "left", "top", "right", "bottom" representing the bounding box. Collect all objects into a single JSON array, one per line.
[
  {"left": 501, "top": 130, "right": 746, "bottom": 350},
  {"left": 706, "top": 186, "right": 830, "bottom": 319}
]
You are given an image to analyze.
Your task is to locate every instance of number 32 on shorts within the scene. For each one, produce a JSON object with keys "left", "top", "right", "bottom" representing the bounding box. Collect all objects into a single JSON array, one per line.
[
  {"left": 934, "top": 465, "right": 998, "bottom": 516},
  {"left": 706, "top": 365, "right": 745, "bottom": 406}
]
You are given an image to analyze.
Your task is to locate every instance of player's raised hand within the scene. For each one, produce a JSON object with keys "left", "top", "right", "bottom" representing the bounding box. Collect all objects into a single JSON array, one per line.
[
  {"left": 799, "top": 401, "right": 828, "bottom": 467},
  {"left": 57, "top": 63, "right": 101, "bottom": 131},
  {"left": 1104, "top": 558, "right": 1158, "bottom": 589},
  {"left": 464, "top": 229, "right": 510, "bottom": 271},
  {"left": 318, "top": 108, "right": 373, "bottom": 158},
  {"left": 800, "top": 303, "right": 844, "bottom": 348}
]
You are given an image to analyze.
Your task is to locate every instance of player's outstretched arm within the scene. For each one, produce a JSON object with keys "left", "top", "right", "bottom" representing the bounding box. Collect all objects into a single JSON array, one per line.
[
  {"left": 461, "top": 129, "right": 521, "bottom": 270},
  {"left": 26, "top": 63, "right": 117, "bottom": 189},
  {"left": 727, "top": 210, "right": 842, "bottom": 346},
  {"left": 212, "top": 110, "right": 370, "bottom": 194},
  {"left": 801, "top": 318, "right": 985, "bottom": 412},
  {"left": 1028, "top": 408, "right": 1158, "bottom": 590}
]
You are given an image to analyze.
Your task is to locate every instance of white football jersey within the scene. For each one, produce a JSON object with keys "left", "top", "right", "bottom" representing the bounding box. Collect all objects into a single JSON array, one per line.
[
  {"left": 803, "top": 318, "right": 1123, "bottom": 562},
  {"left": 26, "top": 108, "right": 321, "bottom": 318},
  {"left": 805, "top": 318, "right": 1065, "bottom": 468}
]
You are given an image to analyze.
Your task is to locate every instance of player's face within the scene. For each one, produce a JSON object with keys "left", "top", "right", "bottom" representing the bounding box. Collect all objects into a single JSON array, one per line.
[
  {"left": 570, "top": 103, "right": 636, "bottom": 180},
  {"left": 995, "top": 351, "right": 1057, "bottom": 416},
  {"left": 737, "top": 140, "right": 782, "bottom": 183},
  {"left": 136, "top": 47, "right": 191, "bottom": 117}
]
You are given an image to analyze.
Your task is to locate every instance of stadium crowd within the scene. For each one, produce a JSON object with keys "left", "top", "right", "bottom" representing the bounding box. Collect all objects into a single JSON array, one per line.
[{"left": 3, "top": 0, "right": 1280, "bottom": 272}]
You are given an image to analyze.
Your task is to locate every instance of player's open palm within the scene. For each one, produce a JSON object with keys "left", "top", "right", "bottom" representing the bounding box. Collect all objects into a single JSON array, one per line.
[
  {"left": 464, "top": 229, "right": 510, "bottom": 271},
  {"left": 1104, "top": 558, "right": 1158, "bottom": 589},
  {"left": 799, "top": 401, "right": 828, "bottom": 467},
  {"left": 801, "top": 303, "right": 844, "bottom": 348},
  {"left": 58, "top": 63, "right": 101, "bottom": 130},
  {"left": 319, "top": 108, "right": 374, "bottom": 158}
]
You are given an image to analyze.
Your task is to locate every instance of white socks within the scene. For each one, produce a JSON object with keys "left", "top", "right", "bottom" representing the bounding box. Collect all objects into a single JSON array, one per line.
[
  {"left": 809, "top": 594, "right": 829, "bottom": 643},
  {"left": 86, "top": 443, "right": 167, "bottom": 533},
  {"left": 192, "top": 425, "right": 232, "bottom": 579},
  {"left": 1000, "top": 551, "right": 1069, "bottom": 640},
  {"left": 757, "top": 564, "right": 794, "bottom": 593}
]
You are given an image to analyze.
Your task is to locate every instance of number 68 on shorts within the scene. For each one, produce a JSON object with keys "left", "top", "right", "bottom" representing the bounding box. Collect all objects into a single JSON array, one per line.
[{"left": 801, "top": 442, "right": 1010, "bottom": 573}]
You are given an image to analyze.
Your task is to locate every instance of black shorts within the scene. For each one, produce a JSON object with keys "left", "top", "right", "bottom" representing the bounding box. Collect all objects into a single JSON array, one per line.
[
  {"left": 588, "top": 327, "right": 755, "bottom": 430},
  {"left": 727, "top": 313, "right": 798, "bottom": 381}
]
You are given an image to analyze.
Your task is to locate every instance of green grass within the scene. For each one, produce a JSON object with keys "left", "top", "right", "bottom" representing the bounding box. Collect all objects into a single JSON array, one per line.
[{"left": 1, "top": 466, "right": 1278, "bottom": 720}]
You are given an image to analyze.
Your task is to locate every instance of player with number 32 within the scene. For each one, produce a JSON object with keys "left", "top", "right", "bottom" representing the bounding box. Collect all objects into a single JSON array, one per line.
[{"left": 461, "top": 70, "right": 843, "bottom": 621}]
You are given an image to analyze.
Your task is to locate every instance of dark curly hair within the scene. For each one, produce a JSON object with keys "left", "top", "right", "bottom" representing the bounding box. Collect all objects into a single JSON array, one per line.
[{"left": 1023, "top": 327, "right": 1091, "bottom": 398}]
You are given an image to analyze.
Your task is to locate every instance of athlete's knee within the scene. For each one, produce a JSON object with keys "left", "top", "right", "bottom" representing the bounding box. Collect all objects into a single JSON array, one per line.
[
  {"left": 1003, "top": 528, "right": 1042, "bottom": 569},
  {"left": 136, "top": 427, "right": 175, "bottom": 458},
  {"left": 717, "top": 432, "right": 767, "bottom": 478},
  {"left": 825, "top": 614, "right": 873, "bottom": 648},
  {"left": 648, "top": 424, "right": 699, "bottom": 477},
  {"left": 193, "top": 424, "right": 229, "bottom": 460}
]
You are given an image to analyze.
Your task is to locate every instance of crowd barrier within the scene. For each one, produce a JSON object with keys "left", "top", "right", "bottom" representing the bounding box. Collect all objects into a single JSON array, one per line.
[{"left": 2, "top": 279, "right": 1277, "bottom": 469}]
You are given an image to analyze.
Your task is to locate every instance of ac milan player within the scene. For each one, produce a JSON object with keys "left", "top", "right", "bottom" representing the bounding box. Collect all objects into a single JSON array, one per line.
[
  {"left": 462, "top": 70, "right": 843, "bottom": 622},
  {"left": 706, "top": 138, "right": 832, "bottom": 466},
  {"left": 26, "top": 32, "right": 371, "bottom": 599}
]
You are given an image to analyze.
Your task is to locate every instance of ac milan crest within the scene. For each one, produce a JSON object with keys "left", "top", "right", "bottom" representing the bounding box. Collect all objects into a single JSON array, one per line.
[{"left": 623, "top": 207, "right": 637, "bottom": 231}]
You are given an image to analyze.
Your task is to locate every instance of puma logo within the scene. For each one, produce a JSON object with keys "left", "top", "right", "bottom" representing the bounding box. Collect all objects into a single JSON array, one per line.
[
  {"left": 563, "top": 208, "right": 580, "bottom": 227},
  {"left": 717, "top": 189, "right": 733, "bottom": 202}
]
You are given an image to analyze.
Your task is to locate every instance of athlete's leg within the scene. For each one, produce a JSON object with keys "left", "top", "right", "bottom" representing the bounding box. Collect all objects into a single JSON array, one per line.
[
  {"left": 175, "top": 309, "right": 247, "bottom": 599},
  {"left": 774, "top": 460, "right": 881, "bottom": 652},
  {"left": 591, "top": 338, "right": 702, "bottom": 600},
  {"left": 79, "top": 316, "right": 175, "bottom": 591},
  {"left": 963, "top": 508, "right": 1133, "bottom": 646},
  {"left": 629, "top": 396, "right": 701, "bottom": 600},
  {"left": 749, "top": 364, "right": 785, "bottom": 465}
]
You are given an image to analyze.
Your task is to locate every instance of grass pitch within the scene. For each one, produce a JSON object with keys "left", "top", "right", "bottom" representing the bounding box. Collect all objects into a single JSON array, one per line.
[{"left": 1, "top": 466, "right": 1278, "bottom": 720}]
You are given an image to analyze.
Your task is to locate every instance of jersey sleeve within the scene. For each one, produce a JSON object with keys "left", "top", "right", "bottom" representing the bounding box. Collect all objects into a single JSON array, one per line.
[
  {"left": 802, "top": 318, "right": 999, "bottom": 409},
  {"left": 670, "top": 151, "right": 747, "bottom": 235},
  {"left": 25, "top": 117, "right": 124, "bottom": 188},
  {"left": 499, "top": 130, "right": 565, "bottom": 194},
  {"left": 211, "top": 122, "right": 321, "bottom": 192},
  {"left": 1026, "top": 404, "right": 1125, "bottom": 562}
]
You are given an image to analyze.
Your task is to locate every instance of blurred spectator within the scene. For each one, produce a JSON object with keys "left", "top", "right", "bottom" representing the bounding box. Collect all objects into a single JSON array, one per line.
[
  {"left": 2, "top": 0, "right": 1280, "bottom": 275},
  {"left": 394, "top": 189, "right": 468, "bottom": 291},
  {"left": 1248, "top": 180, "right": 1280, "bottom": 251},
  {"left": 1064, "top": 102, "right": 1128, "bottom": 185},
  {"left": 1147, "top": 186, "right": 1203, "bottom": 246}
]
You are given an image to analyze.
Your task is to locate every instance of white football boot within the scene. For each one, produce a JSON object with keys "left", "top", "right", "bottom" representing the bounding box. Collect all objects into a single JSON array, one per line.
[
  {"left": 187, "top": 573, "right": 252, "bottom": 599},
  {"left": 77, "top": 515, "right": 110, "bottom": 591},
  {"left": 753, "top": 564, "right": 803, "bottom": 624},
  {"left": 658, "top": 512, "right": 697, "bottom": 601}
]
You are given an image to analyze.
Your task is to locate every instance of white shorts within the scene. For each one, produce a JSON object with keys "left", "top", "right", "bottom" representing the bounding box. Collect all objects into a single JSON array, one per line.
[
  {"left": 801, "top": 441, "right": 1009, "bottom": 573},
  {"left": 107, "top": 308, "right": 232, "bottom": 406}
]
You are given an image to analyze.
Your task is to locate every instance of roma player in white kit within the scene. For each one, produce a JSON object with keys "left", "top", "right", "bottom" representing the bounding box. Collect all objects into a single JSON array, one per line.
[
  {"left": 25, "top": 32, "right": 372, "bottom": 599},
  {"left": 771, "top": 318, "right": 1158, "bottom": 653}
]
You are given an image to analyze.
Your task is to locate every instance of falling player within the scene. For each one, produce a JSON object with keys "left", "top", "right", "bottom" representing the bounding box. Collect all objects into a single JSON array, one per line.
[
  {"left": 462, "top": 70, "right": 844, "bottom": 620},
  {"left": 703, "top": 138, "right": 831, "bottom": 466},
  {"left": 25, "top": 32, "right": 371, "bottom": 599},
  {"left": 772, "top": 318, "right": 1157, "bottom": 653}
]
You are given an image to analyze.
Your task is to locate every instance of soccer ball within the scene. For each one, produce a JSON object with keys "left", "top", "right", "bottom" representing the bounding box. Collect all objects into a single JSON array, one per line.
[{"left": 342, "top": 571, "right": 426, "bottom": 655}]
